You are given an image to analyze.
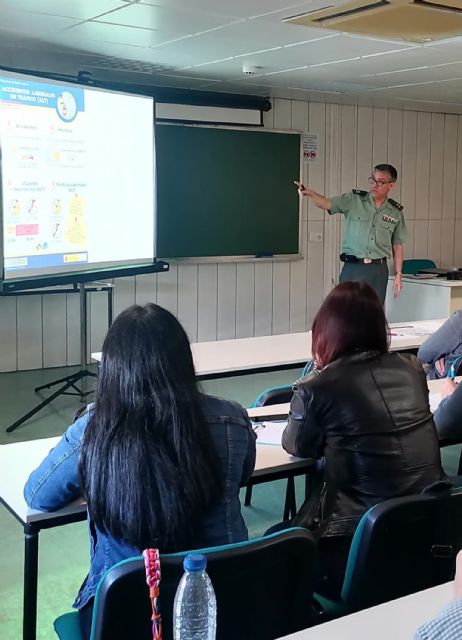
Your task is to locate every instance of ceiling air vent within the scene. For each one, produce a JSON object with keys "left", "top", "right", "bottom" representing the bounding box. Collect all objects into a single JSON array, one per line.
[{"left": 284, "top": 0, "right": 462, "bottom": 42}]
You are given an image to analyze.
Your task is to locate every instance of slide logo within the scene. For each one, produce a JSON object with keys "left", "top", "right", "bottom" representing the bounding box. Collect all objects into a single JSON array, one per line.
[{"left": 56, "top": 91, "right": 78, "bottom": 123}]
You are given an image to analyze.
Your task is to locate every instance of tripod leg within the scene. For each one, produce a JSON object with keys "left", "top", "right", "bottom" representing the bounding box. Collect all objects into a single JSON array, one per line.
[
  {"left": 7, "top": 374, "right": 82, "bottom": 433},
  {"left": 35, "top": 373, "right": 81, "bottom": 393}
]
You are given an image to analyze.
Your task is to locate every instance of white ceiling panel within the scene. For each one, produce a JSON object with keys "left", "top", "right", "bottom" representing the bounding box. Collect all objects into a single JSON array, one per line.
[
  {"left": 91, "top": 3, "right": 242, "bottom": 35},
  {"left": 138, "top": 1, "right": 321, "bottom": 20},
  {"left": 149, "top": 36, "right": 266, "bottom": 68},
  {"left": 59, "top": 21, "right": 179, "bottom": 49},
  {"left": 206, "top": 17, "right": 335, "bottom": 47},
  {"left": 0, "top": 7, "right": 79, "bottom": 37},
  {"left": 0, "top": 0, "right": 125, "bottom": 20},
  {"left": 3, "top": 0, "right": 462, "bottom": 111}
]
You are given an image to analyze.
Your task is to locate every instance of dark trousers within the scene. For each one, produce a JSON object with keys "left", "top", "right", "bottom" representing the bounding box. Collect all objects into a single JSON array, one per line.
[{"left": 339, "top": 261, "right": 388, "bottom": 305}]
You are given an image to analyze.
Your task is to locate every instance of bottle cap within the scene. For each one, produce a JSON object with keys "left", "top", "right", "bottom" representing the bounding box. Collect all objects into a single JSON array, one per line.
[{"left": 183, "top": 554, "right": 207, "bottom": 572}]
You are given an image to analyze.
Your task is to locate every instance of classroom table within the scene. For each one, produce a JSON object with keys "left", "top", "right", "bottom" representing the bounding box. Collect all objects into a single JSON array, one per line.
[
  {"left": 386, "top": 276, "right": 462, "bottom": 323},
  {"left": 0, "top": 436, "right": 313, "bottom": 640},
  {"left": 278, "top": 581, "right": 454, "bottom": 640},
  {"left": 92, "top": 318, "right": 445, "bottom": 378}
]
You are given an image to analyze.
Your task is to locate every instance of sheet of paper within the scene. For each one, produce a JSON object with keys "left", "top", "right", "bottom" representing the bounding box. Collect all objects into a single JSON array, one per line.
[
  {"left": 412, "top": 321, "right": 445, "bottom": 335},
  {"left": 390, "top": 329, "right": 421, "bottom": 339},
  {"left": 429, "top": 392, "right": 442, "bottom": 413},
  {"left": 390, "top": 320, "right": 443, "bottom": 338},
  {"left": 390, "top": 320, "right": 443, "bottom": 340},
  {"left": 254, "top": 421, "right": 286, "bottom": 446}
]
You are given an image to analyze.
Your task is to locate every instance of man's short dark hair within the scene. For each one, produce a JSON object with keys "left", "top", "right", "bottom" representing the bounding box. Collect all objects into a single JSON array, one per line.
[{"left": 374, "top": 164, "right": 397, "bottom": 182}]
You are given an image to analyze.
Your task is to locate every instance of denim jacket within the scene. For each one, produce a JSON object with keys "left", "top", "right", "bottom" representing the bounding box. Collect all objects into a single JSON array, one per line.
[{"left": 24, "top": 394, "right": 256, "bottom": 609}]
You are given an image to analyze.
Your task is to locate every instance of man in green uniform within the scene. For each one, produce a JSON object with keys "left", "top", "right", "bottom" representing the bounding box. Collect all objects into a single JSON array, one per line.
[{"left": 295, "top": 164, "right": 406, "bottom": 304}]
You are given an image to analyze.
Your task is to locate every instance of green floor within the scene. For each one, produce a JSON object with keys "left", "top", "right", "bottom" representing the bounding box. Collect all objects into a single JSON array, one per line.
[{"left": 0, "top": 366, "right": 460, "bottom": 639}]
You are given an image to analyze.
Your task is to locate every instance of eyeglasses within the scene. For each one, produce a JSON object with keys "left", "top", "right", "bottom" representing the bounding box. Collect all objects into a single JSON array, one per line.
[{"left": 368, "top": 177, "right": 394, "bottom": 187}]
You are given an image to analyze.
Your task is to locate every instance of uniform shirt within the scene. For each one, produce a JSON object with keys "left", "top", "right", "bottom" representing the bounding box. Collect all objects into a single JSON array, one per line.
[{"left": 329, "top": 190, "right": 408, "bottom": 259}]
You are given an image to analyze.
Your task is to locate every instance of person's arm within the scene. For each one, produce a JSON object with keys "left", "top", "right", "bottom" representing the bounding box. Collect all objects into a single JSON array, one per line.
[
  {"left": 294, "top": 181, "right": 332, "bottom": 211},
  {"left": 281, "top": 380, "right": 323, "bottom": 459},
  {"left": 414, "top": 550, "right": 462, "bottom": 639},
  {"left": 23, "top": 413, "right": 88, "bottom": 511},
  {"left": 392, "top": 243, "right": 404, "bottom": 297},
  {"left": 433, "top": 380, "right": 462, "bottom": 441},
  {"left": 418, "top": 311, "right": 462, "bottom": 365}
]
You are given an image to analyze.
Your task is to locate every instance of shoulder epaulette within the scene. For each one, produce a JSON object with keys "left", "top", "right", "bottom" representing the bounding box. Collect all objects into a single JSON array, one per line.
[
  {"left": 352, "top": 189, "right": 368, "bottom": 197},
  {"left": 388, "top": 198, "right": 403, "bottom": 211}
]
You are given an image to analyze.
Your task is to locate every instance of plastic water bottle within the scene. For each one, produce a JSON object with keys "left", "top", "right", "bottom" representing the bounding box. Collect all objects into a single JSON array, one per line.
[{"left": 173, "top": 554, "right": 217, "bottom": 640}]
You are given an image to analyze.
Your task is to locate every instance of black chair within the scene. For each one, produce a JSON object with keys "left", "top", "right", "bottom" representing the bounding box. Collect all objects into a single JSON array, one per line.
[
  {"left": 54, "top": 528, "right": 319, "bottom": 640},
  {"left": 246, "top": 361, "right": 314, "bottom": 515},
  {"left": 252, "top": 385, "right": 294, "bottom": 407},
  {"left": 317, "top": 487, "right": 462, "bottom": 618},
  {"left": 439, "top": 437, "right": 462, "bottom": 476},
  {"left": 246, "top": 385, "right": 296, "bottom": 515}
]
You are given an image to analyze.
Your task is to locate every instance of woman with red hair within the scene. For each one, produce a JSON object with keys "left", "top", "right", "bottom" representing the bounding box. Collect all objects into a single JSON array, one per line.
[{"left": 282, "top": 281, "right": 447, "bottom": 596}]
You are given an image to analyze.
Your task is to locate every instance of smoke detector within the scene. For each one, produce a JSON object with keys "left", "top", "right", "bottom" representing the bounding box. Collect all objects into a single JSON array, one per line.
[{"left": 242, "top": 64, "right": 261, "bottom": 76}]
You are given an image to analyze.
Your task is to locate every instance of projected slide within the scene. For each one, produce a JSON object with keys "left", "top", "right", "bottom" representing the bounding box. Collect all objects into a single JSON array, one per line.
[{"left": 0, "top": 73, "right": 155, "bottom": 280}]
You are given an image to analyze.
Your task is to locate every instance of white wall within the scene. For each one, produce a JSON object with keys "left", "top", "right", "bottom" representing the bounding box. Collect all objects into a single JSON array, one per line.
[{"left": 2, "top": 99, "right": 462, "bottom": 372}]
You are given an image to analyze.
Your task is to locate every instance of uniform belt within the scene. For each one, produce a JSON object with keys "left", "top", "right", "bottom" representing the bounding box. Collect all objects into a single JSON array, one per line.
[{"left": 340, "top": 253, "right": 386, "bottom": 265}]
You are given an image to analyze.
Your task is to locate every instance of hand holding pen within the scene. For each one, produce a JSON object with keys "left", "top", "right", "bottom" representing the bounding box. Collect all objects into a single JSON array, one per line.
[
  {"left": 294, "top": 180, "right": 312, "bottom": 196},
  {"left": 441, "top": 378, "right": 457, "bottom": 399}
]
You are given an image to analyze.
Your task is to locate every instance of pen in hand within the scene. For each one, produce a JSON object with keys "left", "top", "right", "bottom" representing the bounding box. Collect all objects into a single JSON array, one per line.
[{"left": 252, "top": 422, "right": 266, "bottom": 433}]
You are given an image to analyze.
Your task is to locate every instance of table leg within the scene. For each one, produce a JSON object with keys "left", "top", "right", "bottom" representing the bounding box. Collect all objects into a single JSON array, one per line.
[
  {"left": 283, "top": 476, "right": 297, "bottom": 520},
  {"left": 244, "top": 484, "right": 253, "bottom": 506},
  {"left": 305, "top": 472, "right": 311, "bottom": 499},
  {"left": 23, "top": 525, "right": 39, "bottom": 640}
]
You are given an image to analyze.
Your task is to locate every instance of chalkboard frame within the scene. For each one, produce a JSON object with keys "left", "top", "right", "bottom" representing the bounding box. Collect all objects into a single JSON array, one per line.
[{"left": 155, "top": 123, "right": 303, "bottom": 263}]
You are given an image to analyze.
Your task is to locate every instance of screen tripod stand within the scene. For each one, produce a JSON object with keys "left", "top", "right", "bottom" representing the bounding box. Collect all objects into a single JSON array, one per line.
[{"left": 6, "top": 282, "right": 113, "bottom": 433}]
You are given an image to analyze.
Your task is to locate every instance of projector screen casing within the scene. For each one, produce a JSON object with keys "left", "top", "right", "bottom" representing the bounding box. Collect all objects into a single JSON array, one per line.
[{"left": 0, "top": 70, "right": 159, "bottom": 291}]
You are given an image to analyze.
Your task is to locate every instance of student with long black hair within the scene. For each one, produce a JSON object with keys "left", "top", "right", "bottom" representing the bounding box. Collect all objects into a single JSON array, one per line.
[{"left": 24, "top": 303, "right": 256, "bottom": 638}]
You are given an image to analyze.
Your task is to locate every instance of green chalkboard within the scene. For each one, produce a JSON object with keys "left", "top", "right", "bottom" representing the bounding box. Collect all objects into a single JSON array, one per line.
[{"left": 155, "top": 124, "right": 301, "bottom": 259}]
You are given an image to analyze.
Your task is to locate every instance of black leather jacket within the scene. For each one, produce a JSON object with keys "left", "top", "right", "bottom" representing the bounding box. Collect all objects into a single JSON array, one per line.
[{"left": 282, "top": 351, "right": 448, "bottom": 538}]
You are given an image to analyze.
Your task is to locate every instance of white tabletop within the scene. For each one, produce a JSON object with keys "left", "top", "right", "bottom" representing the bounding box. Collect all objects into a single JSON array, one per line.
[
  {"left": 400, "top": 276, "right": 462, "bottom": 288},
  {"left": 279, "top": 581, "right": 453, "bottom": 639},
  {"left": 0, "top": 435, "right": 307, "bottom": 527},
  {"left": 91, "top": 319, "right": 445, "bottom": 376}
]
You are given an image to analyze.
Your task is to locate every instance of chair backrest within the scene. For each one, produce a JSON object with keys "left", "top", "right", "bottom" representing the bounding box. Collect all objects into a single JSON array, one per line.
[
  {"left": 341, "top": 488, "right": 462, "bottom": 612},
  {"left": 90, "top": 528, "right": 318, "bottom": 640},
  {"left": 252, "top": 385, "right": 294, "bottom": 407},
  {"left": 251, "top": 360, "right": 313, "bottom": 408},
  {"left": 402, "top": 259, "right": 437, "bottom": 275}
]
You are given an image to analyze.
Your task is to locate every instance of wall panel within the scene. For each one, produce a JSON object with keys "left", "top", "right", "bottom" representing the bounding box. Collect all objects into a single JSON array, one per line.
[
  {"left": 429, "top": 113, "right": 444, "bottom": 220},
  {"left": 254, "top": 261, "right": 273, "bottom": 336},
  {"left": 197, "top": 264, "right": 218, "bottom": 342},
  {"left": 217, "top": 263, "right": 237, "bottom": 340},
  {"left": 415, "top": 113, "right": 431, "bottom": 220},
  {"left": 42, "top": 294, "right": 67, "bottom": 369},
  {"left": 17, "top": 296, "right": 42, "bottom": 371},
  {"left": 272, "top": 261, "right": 290, "bottom": 335},
  {"left": 401, "top": 111, "right": 417, "bottom": 218},
  {"left": 236, "top": 263, "right": 255, "bottom": 338}
]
